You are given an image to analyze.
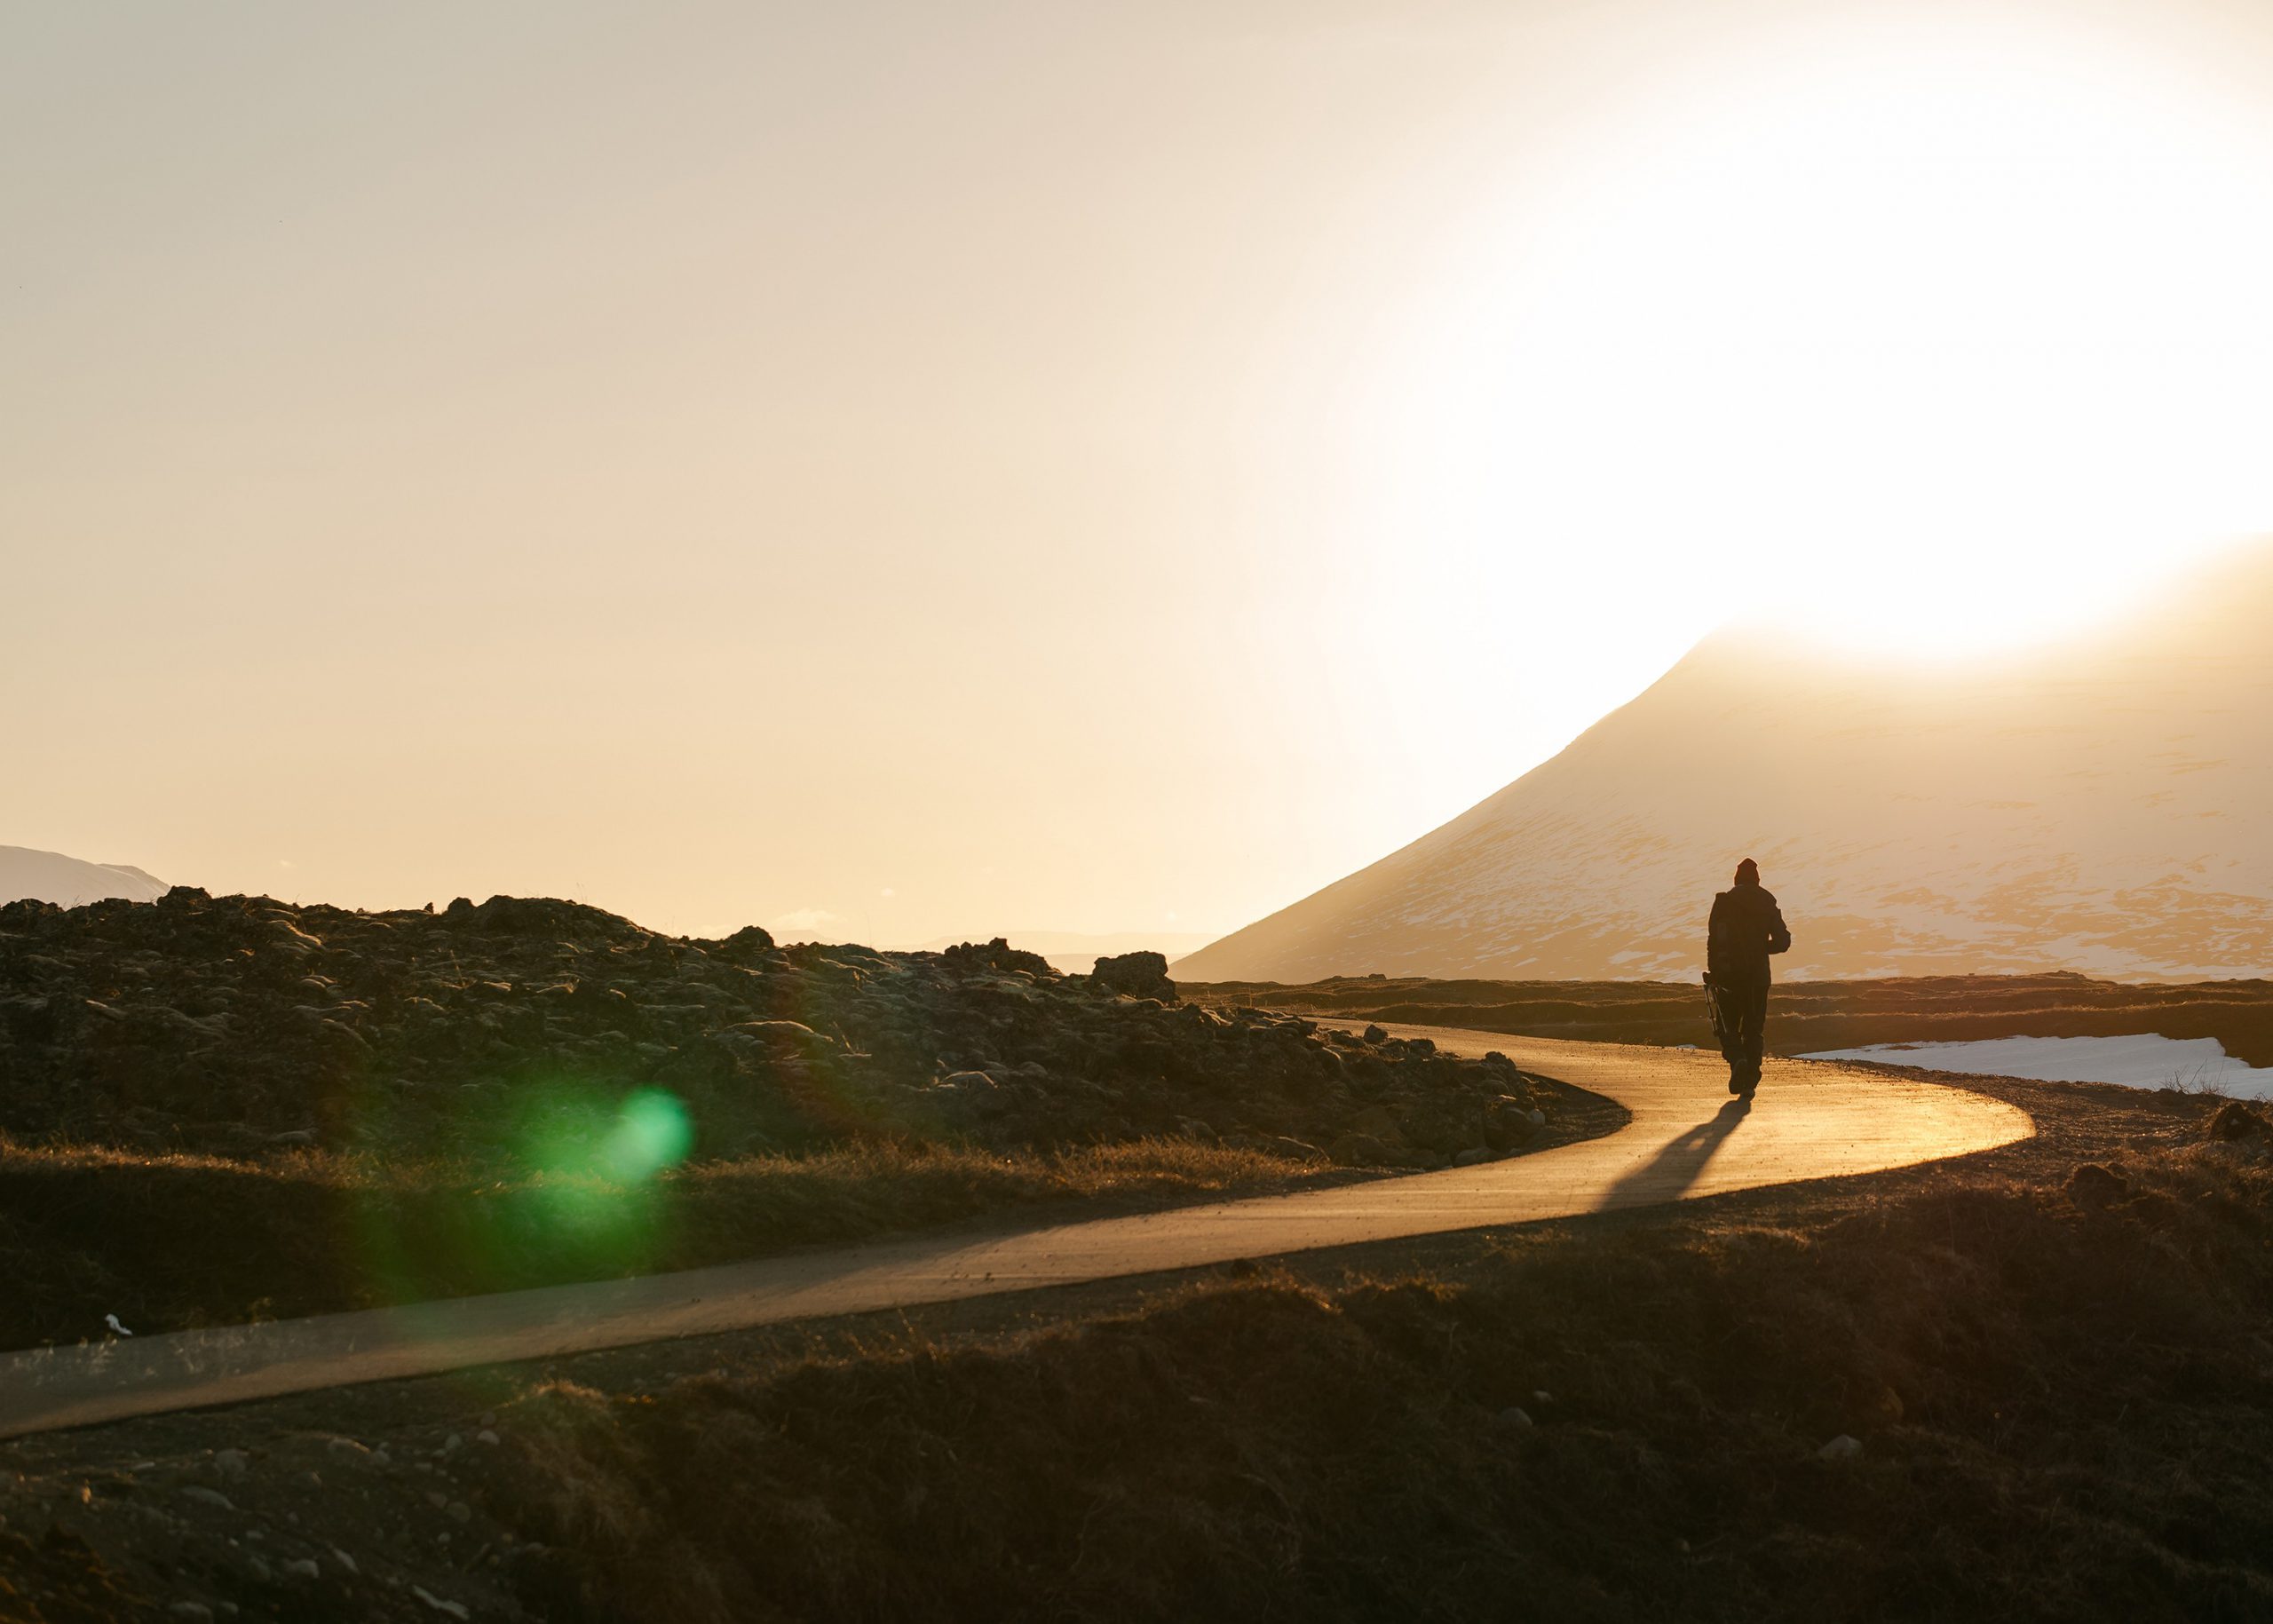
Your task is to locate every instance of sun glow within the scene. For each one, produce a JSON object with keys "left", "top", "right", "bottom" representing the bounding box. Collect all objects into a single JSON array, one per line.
[{"left": 1376, "top": 14, "right": 2273, "bottom": 660}]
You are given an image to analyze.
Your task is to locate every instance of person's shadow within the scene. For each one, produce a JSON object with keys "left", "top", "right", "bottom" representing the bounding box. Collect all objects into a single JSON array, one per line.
[{"left": 1598, "top": 1097, "right": 1752, "bottom": 1211}]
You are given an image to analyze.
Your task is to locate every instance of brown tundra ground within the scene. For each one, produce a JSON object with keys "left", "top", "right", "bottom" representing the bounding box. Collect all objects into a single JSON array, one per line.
[{"left": 7, "top": 925, "right": 2273, "bottom": 1621}]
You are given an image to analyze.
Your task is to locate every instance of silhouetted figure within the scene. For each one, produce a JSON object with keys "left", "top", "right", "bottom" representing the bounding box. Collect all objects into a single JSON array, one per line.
[{"left": 1706, "top": 857, "right": 1791, "bottom": 1097}]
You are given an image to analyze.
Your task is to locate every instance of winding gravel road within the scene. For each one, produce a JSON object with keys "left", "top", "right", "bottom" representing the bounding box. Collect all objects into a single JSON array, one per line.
[{"left": 0, "top": 1024, "right": 2030, "bottom": 1438}]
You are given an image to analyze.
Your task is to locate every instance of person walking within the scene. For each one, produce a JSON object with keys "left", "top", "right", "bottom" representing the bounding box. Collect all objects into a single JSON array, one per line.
[{"left": 1707, "top": 858, "right": 1791, "bottom": 1097}]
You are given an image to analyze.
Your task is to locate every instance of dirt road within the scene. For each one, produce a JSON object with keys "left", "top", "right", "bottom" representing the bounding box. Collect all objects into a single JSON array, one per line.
[{"left": 0, "top": 1026, "right": 2029, "bottom": 1438}]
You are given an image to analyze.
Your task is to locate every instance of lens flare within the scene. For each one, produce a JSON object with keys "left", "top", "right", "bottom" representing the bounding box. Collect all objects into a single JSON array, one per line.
[
  {"left": 343, "top": 1080, "right": 700, "bottom": 1315},
  {"left": 595, "top": 1089, "right": 695, "bottom": 1183}
]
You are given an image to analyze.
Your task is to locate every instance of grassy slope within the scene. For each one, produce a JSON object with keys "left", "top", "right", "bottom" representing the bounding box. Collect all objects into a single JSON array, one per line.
[{"left": 0, "top": 1079, "right": 1621, "bottom": 1351}]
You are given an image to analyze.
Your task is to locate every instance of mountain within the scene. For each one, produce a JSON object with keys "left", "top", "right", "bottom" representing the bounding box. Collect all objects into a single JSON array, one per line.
[
  {"left": 1, "top": 845, "right": 168, "bottom": 909},
  {"left": 1178, "top": 546, "right": 2273, "bottom": 984},
  {"left": 897, "top": 931, "right": 1222, "bottom": 976}
]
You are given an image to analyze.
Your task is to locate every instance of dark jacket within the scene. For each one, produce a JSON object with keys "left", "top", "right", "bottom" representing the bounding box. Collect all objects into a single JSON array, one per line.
[{"left": 1707, "top": 881, "right": 1792, "bottom": 983}]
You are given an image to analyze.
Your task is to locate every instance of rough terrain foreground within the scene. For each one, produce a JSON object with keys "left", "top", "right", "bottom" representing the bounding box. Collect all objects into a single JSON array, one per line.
[
  {"left": 0, "top": 1025, "right": 2028, "bottom": 1438},
  {"left": 1177, "top": 543, "right": 2273, "bottom": 983},
  {"left": 2, "top": 890, "right": 1593, "bottom": 1346}
]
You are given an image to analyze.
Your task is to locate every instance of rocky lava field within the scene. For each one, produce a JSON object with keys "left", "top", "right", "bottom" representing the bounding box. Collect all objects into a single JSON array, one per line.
[
  {"left": 0, "top": 890, "right": 1584, "bottom": 1346},
  {"left": 0, "top": 890, "right": 1554, "bottom": 1169}
]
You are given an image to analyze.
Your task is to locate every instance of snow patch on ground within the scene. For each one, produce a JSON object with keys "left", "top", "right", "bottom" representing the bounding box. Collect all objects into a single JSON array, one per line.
[{"left": 1803, "top": 1034, "right": 2273, "bottom": 1101}]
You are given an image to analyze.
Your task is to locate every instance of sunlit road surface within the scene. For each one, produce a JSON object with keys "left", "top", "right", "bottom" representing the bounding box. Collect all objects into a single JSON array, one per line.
[{"left": 0, "top": 1026, "right": 2030, "bottom": 1438}]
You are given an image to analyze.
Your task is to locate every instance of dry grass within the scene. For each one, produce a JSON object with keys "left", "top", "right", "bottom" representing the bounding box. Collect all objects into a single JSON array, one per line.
[
  {"left": 4, "top": 1080, "right": 2266, "bottom": 1623},
  {"left": 0, "top": 1134, "right": 1337, "bottom": 1350}
]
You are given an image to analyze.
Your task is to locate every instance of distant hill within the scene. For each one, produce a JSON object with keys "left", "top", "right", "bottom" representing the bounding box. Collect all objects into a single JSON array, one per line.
[
  {"left": 1179, "top": 546, "right": 2273, "bottom": 984},
  {"left": 897, "top": 931, "right": 1221, "bottom": 976},
  {"left": 1, "top": 845, "right": 167, "bottom": 908}
]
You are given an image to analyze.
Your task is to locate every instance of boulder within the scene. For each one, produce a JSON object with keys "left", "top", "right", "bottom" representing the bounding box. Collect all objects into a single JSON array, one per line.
[
  {"left": 1483, "top": 1096, "right": 1541, "bottom": 1152},
  {"left": 1362, "top": 1024, "right": 1389, "bottom": 1044},
  {"left": 944, "top": 938, "right": 1056, "bottom": 978},
  {"left": 470, "top": 895, "right": 639, "bottom": 938},
  {"left": 3, "top": 996, "right": 58, "bottom": 1042},
  {"left": 1091, "top": 950, "right": 1176, "bottom": 1002},
  {"left": 2066, "top": 1161, "right": 2129, "bottom": 1210},
  {"left": 1350, "top": 1104, "right": 1402, "bottom": 1143},
  {"left": 1326, "top": 1131, "right": 1398, "bottom": 1168},
  {"left": 2206, "top": 1100, "right": 2270, "bottom": 1143},
  {"left": 709, "top": 923, "right": 777, "bottom": 963}
]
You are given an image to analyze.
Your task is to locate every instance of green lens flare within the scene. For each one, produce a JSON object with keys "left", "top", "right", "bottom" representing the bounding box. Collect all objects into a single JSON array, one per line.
[
  {"left": 597, "top": 1089, "right": 695, "bottom": 1182},
  {"left": 345, "top": 1077, "right": 698, "bottom": 1315}
]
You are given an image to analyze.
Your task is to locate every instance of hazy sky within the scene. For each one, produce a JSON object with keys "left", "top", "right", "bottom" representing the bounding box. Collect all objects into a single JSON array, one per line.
[{"left": 9, "top": 0, "right": 2273, "bottom": 943}]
